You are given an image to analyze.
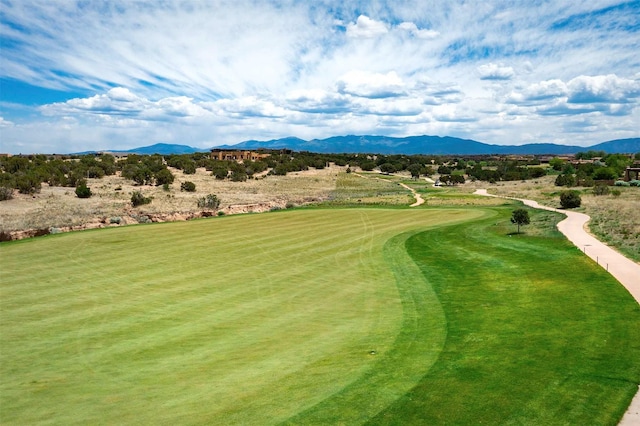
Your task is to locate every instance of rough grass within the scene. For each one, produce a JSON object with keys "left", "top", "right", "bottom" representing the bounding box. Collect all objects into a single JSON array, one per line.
[
  {"left": 465, "top": 176, "right": 640, "bottom": 262},
  {"left": 2, "top": 207, "right": 639, "bottom": 424},
  {"left": 328, "top": 172, "right": 411, "bottom": 205}
]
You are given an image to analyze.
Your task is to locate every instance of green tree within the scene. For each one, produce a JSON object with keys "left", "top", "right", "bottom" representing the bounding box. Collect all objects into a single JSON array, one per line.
[
  {"left": 510, "top": 208, "right": 530, "bottom": 234},
  {"left": 560, "top": 190, "right": 581, "bottom": 209},
  {"left": 407, "top": 164, "right": 422, "bottom": 180},
  {"left": 379, "top": 163, "right": 396, "bottom": 174},
  {"left": 549, "top": 157, "right": 565, "bottom": 171}
]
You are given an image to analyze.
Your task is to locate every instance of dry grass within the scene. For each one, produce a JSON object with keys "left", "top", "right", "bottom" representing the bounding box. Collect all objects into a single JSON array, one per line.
[{"left": 0, "top": 165, "right": 343, "bottom": 232}]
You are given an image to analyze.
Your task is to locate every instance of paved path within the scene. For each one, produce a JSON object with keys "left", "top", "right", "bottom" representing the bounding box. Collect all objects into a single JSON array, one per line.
[{"left": 474, "top": 189, "right": 640, "bottom": 425}]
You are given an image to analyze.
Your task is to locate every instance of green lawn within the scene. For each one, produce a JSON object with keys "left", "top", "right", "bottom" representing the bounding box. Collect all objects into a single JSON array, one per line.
[{"left": 1, "top": 206, "right": 639, "bottom": 425}]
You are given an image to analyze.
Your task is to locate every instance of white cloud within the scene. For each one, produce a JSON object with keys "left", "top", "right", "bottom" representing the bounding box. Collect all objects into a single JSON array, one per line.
[
  {"left": 567, "top": 74, "right": 640, "bottom": 103},
  {"left": 477, "top": 63, "right": 515, "bottom": 80},
  {"left": 507, "top": 80, "right": 568, "bottom": 104},
  {"left": 0, "top": 117, "right": 15, "bottom": 127},
  {"left": 397, "top": 22, "right": 440, "bottom": 39},
  {"left": 346, "top": 15, "right": 388, "bottom": 38},
  {"left": 1, "top": 1, "right": 639, "bottom": 152},
  {"left": 336, "top": 71, "right": 406, "bottom": 98}
]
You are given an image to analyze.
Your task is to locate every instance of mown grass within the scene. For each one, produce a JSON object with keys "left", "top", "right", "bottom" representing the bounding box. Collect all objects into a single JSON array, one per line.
[
  {"left": 0, "top": 207, "right": 483, "bottom": 424},
  {"left": 1, "top": 206, "right": 638, "bottom": 424},
  {"left": 370, "top": 207, "right": 640, "bottom": 424}
]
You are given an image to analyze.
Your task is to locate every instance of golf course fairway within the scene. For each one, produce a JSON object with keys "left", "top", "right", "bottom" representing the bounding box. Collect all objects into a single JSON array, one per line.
[{"left": 2, "top": 206, "right": 639, "bottom": 424}]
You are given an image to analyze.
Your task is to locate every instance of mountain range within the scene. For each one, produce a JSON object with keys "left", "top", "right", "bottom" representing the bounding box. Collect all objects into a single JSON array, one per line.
[{"left": 101, "top": 136, "right": 640, "bottom": 156}]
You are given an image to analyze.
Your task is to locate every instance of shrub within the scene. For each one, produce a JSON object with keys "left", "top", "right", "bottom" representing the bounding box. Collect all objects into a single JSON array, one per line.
[
  {"left": 154, "top": 168, "right": 175, "bottom": 186},
  {"left": 181, "top": 181, "right": 196, "bottom": 192},
  {"left": 614, "top": 181, "right": 630, "bottom": 187},
  {"left": 16, "top": 174, "right": 41, "bottom": 194},
  {"left": 212, "top": 166, "right": 229, "bottom": 180},
  {"left": 560, "top": 190, "right": 581, "bottom": 209},
  {"left": 0, "top": 186, "right": 14, "bottom": 201},
  {"left": 555, "top": 174, "right": 575, "bottom": 187},
  {"left": 131, "top": 191, "right": 152, "bottom": 207},
  {"left": 611, "top": 189, "right": 621, "bottom": 197},
  {"left": 75, "top": 181, "right": 92, "bottom": 198},
  {"left": 592, "top": 184, "right": 610, "bottom": 196},
  {"left": 629, "top": 180, "right": 640, "bottom": 187},
  {"left": 197, "top": 194, "right": 220, "bottom": 209}
]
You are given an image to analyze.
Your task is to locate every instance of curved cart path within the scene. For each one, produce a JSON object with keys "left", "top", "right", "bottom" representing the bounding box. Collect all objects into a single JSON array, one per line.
[{"left": 475, "top": 189, "right": 640, "bottom": 425}]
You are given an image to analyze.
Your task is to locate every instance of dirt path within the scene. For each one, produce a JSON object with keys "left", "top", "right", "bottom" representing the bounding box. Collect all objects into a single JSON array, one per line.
[
  {"left": 474, "top": 189, "right": 640, "bottom": 425},
  {"left": 399, "top": 182, "right": 425, "bottom": 207}
]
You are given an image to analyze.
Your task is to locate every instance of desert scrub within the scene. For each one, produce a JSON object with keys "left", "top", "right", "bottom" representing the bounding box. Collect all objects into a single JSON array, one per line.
[
  {"left": 131, "top": 191, "right": 152, "bottom": 207},
  {"left": 0, "top": 186, "right": 14, "bottom": 201},
  {"left": 197, "top": 194, "right": 220, "bottom": 209}
]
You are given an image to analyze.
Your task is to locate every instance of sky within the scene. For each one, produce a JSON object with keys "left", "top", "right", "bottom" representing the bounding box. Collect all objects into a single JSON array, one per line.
[{"left": 1, "top": 0, "right": 639, "bottom": 154}]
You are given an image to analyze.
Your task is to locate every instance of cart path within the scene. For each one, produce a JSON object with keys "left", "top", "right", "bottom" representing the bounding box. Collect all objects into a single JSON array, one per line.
[{"left": 474, "top": 189, "right": 640, "bottom": 425}]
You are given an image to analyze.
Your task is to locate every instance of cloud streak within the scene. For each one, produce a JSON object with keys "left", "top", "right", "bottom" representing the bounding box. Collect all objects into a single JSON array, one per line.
[{"left": 0, "top": 0, "right": 638, "bottom": 153}]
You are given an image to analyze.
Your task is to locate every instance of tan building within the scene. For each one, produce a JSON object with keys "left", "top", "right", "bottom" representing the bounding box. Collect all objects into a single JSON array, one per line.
[{"left": 210, "top": 149, "right": 271, "bottom": 162}]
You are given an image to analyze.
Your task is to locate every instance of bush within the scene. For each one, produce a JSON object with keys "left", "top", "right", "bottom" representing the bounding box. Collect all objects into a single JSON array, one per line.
[
  {"left": 629, "top": 180, "right": 640, "bottom": 187},
  {"left": 0, "top": 186, "right": 14, "bottom": 201},
  {"left": 614, "top": 181, "right": 630, "bottom": 187},
  {"left": 75, "top": 181, "right": 92, "bottom": 198},
  {"left": 611, "top": 189, "right": 621, "bottom": 197},
  {"left": 560, "top": 190, "right": 581, "bottom": 209},
  {"left": 16, "top": 174, "right": 41, "bottom": 194},
  {"left": 154, "top": 168, "right": 175, "bottom": 186},
  {"left": 131, "top": 191, "right": 152, "bottom": 207},
  {"left": 555, "top": 174, "right": 575, "bottom": 187},
  {"left": 181, "top": 181, "right": 196, "bottom": 192},
  {"left": 197, "top": 194, "right": 220, "bottom": 209},
  {"left": 593, "top": 184, "right": 610, "bottom": 196}
]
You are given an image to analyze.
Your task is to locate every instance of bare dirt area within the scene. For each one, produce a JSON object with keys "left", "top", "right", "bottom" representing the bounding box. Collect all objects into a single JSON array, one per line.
[{"left": 0, "top": 165, "right": 345, "bottom": 239}]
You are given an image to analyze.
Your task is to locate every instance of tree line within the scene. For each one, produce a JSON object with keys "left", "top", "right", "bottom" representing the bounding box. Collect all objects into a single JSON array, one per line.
[{"left": 1, "top": 150, "right": 638, "bottom": 201}]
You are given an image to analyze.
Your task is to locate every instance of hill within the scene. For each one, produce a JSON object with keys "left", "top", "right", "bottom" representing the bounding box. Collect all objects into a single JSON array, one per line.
[
  {"left": 75, "top": 143, "right": 206, "bottom": 156},
  {"left": 83, "top": 136, "right": 639, "bottom": 156},
  {"left": 220, "top": 135, "right": 640, "bottom": 155}
]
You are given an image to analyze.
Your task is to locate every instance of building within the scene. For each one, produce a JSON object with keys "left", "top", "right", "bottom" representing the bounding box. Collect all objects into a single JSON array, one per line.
[{"left": 210, "top": 149, "right": 271, "bottom": 162}]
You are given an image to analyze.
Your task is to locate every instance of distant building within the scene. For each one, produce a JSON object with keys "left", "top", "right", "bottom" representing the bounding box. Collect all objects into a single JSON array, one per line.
[{"left": 210, "top": 149, "right": 271, "bottom": 162}]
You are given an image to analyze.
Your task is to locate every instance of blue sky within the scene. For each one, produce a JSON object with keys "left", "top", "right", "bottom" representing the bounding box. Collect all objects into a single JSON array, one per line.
[{"left": 1, "top": 0, "right": 639, "bottom": 154}]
